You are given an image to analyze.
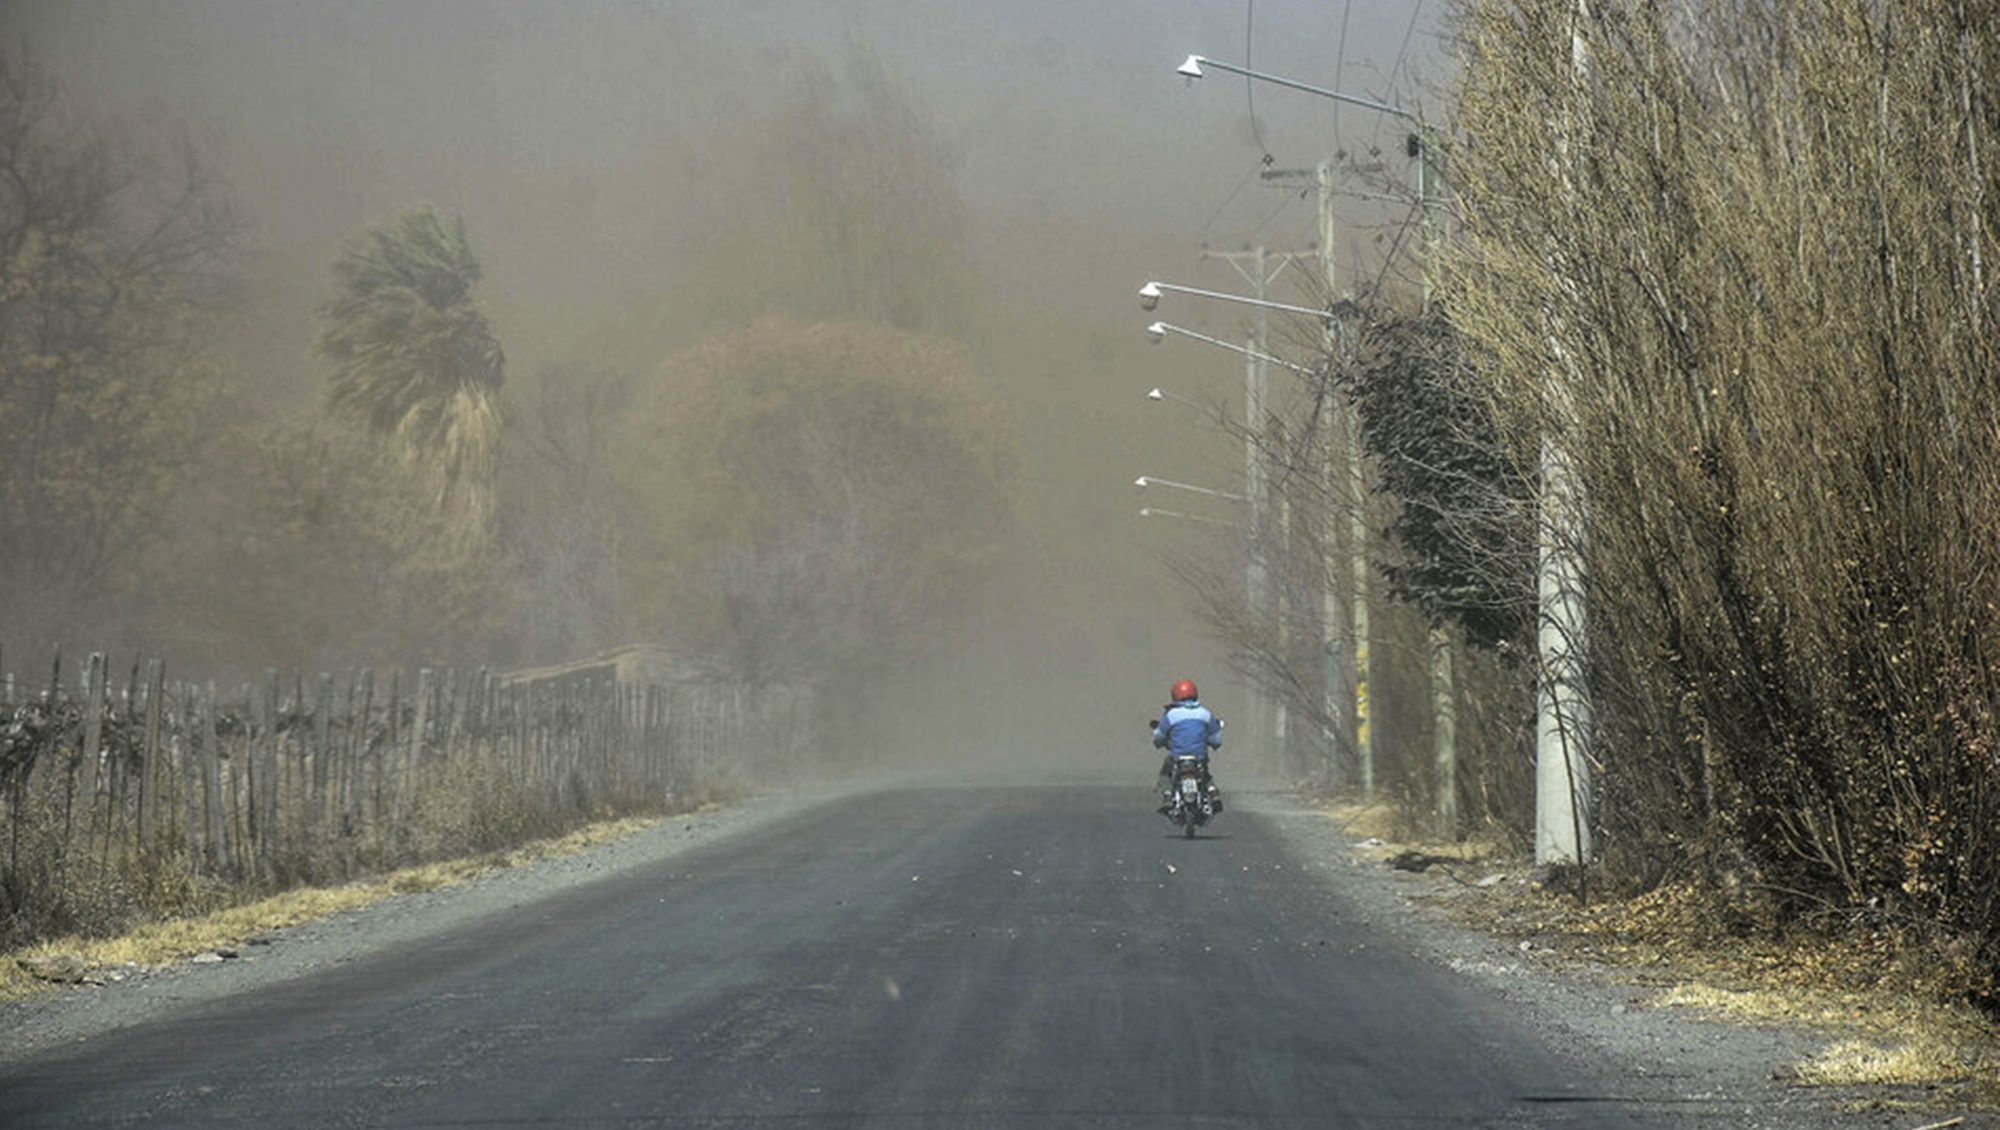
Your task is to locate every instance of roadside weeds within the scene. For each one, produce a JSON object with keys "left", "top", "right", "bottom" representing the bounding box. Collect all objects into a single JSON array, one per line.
[
  {"left": 1, "top": 810, "right": 707, "bottom": 1002},
  {"left": 1323, "top": 799, "right": 2000, "bottom": 1117}
]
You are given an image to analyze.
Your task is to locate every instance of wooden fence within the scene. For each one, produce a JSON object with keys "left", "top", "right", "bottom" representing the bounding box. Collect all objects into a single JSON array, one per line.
[{"left": 0, "top": 647, "right": 815, "bottom": 897}]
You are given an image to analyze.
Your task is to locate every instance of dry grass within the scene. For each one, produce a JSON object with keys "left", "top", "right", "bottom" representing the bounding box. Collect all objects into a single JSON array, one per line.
[
  {"left": 1328, "top": 803, "right": 2000, "bottom": 1108},
  {"left": 1656, "top": 985, "right": 1994, "bottom": 1097},
  {"left": 1327, "top": 800, "right": 1409, "bottom": 842},
  {"left": 1325, "top": 801, "right": 1502, "bottom": 866},
  {"left": 0, "top": 811, "right": 674, "bottom": 1002},
  {"left": 1791, "top": 1038, "right": 1969, "bottom": 1088}
]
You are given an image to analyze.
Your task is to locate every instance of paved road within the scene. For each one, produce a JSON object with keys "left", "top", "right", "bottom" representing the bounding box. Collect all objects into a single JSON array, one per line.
[{"left": 3, "top": 787, "right": 1685, "bottom": 1128}]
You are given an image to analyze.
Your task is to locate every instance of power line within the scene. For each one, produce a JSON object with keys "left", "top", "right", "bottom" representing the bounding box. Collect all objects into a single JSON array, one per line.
[
  {"left": 1387, "top": 0, "right": 1426, "bottom": 92},
  {"left": 1249, "top": 185, "right": 1305, "bottom": 241},
  {"left": 1197, "top": 159, "right": 1268, "bottom": 247},
  {"left": 1377, "top": 1, "right": 1427, "bottom": 149},
  {"left": 1245, "top": 0, "right": 1269, "bottom": 157},
  {"left": 1365, "top": 198, "right": 1425, "bottom": 305},
  {"left": 1332, "top": 0, "right": 1353, "bottom": 153}
]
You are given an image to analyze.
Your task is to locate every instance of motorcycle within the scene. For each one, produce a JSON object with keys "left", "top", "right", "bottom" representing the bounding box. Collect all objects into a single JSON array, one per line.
[
  {"left": 1163, "top": 754, "right": 1218, "bottom": 838},
  {"left": 1149, "top": 714, "right": 1222, "bottom": 838}
]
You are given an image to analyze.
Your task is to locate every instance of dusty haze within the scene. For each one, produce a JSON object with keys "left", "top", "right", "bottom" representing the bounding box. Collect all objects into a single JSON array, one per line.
[{"left": 3, "top": 0, "right": 1441, "bottom": 778}]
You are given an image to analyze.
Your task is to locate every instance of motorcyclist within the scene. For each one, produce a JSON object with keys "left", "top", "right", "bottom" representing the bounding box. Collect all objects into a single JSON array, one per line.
[{"left": 1152, "top": 678, "right": 1222, "bottom": 814}]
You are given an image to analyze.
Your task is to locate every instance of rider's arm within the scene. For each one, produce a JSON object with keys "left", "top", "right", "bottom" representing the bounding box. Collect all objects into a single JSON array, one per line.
[
  {"left": 1206, "top": 713, "right": 1222, "bottom": 750},
  {"left": 1152, "top": 711, "right": 1170, "bottom": 748}
]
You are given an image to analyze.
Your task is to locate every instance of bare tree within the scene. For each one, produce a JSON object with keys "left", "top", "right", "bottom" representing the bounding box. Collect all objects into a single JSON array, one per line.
[
  {"left": 498, "top": 363, "right": 632, "bottom": 661},
  {"left": 0, "top": 48, "right": 237, "bottom": 647}
]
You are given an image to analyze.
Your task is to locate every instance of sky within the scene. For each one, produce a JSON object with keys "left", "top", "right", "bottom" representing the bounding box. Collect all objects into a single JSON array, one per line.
[{"left": 8, "top": 0, "right": 1446, "bottom": 769}]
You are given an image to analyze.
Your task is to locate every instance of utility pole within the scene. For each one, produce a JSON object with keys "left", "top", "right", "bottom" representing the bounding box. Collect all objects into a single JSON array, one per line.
[
  {"left": 1262, "top": 161, "right": 1374, "bottom": 799},
  {"left": 1536, "top": 0, "right": 1594, "bottom": 869},
  {"left": 1202, "top": 244, "right": 1309, "bottom": 780},
  {"left": 1317, "top": 159, "right": 1358, "bottom": 797},
  {"left": 1413, "top": 128, "right": 1460, "bottom": 840}
]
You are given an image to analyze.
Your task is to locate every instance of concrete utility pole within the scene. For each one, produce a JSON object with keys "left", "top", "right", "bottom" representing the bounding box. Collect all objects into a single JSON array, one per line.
[
  {"left": 1318, "top": 159, "right": 1363, "bottom": 798},
  {"left": 1173, "top": 47, "right": 1491, "bottom": 842},
  {"left": 1262, "top": 161, "right": 1372, "bottom": 799},
  {"left": 1535, "top": 0, "right": 1594, "bottom": 868},
  {"left": 1202, "top": 244, "right": 1309, "bottom": 779},
  {"left": 1413, "top": 128, "right": 1460, "bottom": 840}
]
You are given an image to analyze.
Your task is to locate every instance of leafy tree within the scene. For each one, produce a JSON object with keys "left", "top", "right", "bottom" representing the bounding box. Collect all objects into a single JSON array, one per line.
[{"left": 315, "top": 207, "right": 504, "bottom": 549}]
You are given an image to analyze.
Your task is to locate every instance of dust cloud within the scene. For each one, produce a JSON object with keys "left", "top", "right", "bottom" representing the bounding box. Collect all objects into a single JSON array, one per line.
[{"left": 1, "top": 1, "right": 1439, "bottom": 782}]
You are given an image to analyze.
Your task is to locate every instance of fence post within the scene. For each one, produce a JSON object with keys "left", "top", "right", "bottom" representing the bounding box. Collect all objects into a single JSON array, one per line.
[
  {"left": 262, "top": 669, "right": 281, "bottom": 875},
  {"left": 81, "top": 652, "right": 107, "bottom": 870},
  {"left": 398, "top": 668, "right": 431, "bottom": 837},
  {"left": 199, "top": 681, "right": 226, "bottom": 876},
  {"left": 311, "top": 672, "right": 332, "bottom": 842},
  {"left": 138, "top": 660, "right": 165, "bottom": 852},
  {"left": 346, "top": 670, "right": 368, "bottom": 843},
  {"left": 112, "top": 657, "right": 137, "bottom": 855},
  {"left": 232, "top": 682, "right": 253, "bottom": 878},
  {"left": 382, "top": 669, "right": 400, "bottom": 853}
]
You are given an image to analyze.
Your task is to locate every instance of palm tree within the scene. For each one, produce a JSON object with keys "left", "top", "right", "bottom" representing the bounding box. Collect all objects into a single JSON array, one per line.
[{"left": 315, "top": 207, "right": 504, "bottom": 548}]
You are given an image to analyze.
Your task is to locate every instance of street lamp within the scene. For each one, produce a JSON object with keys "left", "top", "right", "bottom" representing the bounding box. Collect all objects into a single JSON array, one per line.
[
  {"left": 1146, "top": 321, "right": 1315, "bottom": 376},
  {"left": 1139, "top": 507, "right": 1240, "bottom": 529},
  {"left": 1177, "top": 55, "right": 1416, "bottom": 123},
  {"left": 1182, "top": 48, "right": 1582, "bottom": 862},
  {"left": 1177, "top": 51, "right": 1444, "bottom": 804},
  {"left": 1147, "top": 386, "right": 1207, "bottom": 411},
  {"left": 1174, "top": 54, "right": 1445, "bottom": 289},
  {"left": 1139, "top": 280, "right": 1330, "bottom": 322},
  {"left": 1134, "top": 475, "right": 1248, "bottom": 504}
]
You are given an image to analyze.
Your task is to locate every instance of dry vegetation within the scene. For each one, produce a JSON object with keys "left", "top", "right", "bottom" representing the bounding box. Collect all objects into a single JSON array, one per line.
[
  {"left": 1441, "top": 0, "right": 2000, "bottom": 993},
  {"left": 0, "top": 809, "right": 687, "bottom": 1002},
  {"left": 1202, "top": 6, "right": 2000, "bottom": 1089},
  {"left": 1219, "top": 0, "right": 2000, "bottom": 1021},
  {"left": 0, "top": 39, "right": 1011, "bottom": 956},
  {"left": 1333, "top": 803, "right": 2000, "bottom": 1109}
]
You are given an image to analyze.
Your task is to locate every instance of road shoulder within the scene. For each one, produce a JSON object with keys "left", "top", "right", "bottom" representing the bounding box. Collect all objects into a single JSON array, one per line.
[
  {"left": 1245, "top": 788, "right": 1993, "bottom": 1130},
  {"left": 0, "top": 789, "right": 838, "bottom": 1065}
]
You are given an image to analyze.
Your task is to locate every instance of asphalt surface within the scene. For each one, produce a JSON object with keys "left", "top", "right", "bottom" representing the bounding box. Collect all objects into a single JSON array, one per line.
[{"left": 0, "top": 787, "right": 1776, "bottom": 1127}]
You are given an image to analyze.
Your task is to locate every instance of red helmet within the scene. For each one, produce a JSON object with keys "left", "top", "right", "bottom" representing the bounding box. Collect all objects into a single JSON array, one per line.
[{"left": 1170, "top": 678, "right": 1198, "bottom": 702}]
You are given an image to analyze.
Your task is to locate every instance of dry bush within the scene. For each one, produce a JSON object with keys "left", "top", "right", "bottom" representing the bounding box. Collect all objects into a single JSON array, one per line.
[{"left": 1447, "top": 0, "right": 2000, "bottom": 980}]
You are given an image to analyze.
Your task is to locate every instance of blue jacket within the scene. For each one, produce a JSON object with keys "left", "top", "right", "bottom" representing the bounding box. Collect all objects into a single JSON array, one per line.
[{"left": 1153, "top": 700, "right": 1222, "bottom": 760}]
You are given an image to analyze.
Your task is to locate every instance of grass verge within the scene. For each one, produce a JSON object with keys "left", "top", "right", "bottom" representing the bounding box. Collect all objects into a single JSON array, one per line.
[{"left": 0, "top": 811, "right": 681, "bottom": 1003}]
